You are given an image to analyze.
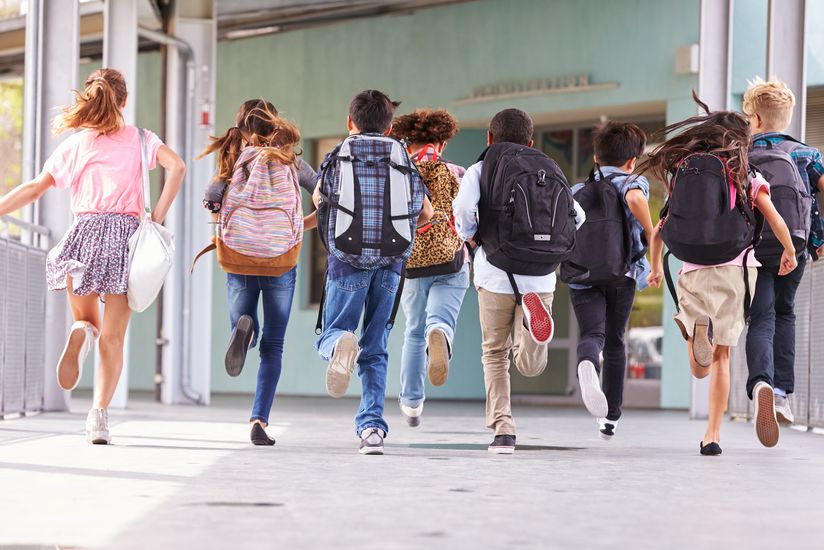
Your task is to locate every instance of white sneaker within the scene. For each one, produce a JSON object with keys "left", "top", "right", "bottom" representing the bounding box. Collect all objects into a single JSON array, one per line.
[
  {"left": 400, "top": 402, "right": 424, "bottom": 427},
  {"left": 753, "top": 381, "right": 779, "bottom": 448},
  {"left": 57, "top": 321, "right": 98, "bottom": 391},
  {"left": 774, "top": 394, "right": 795, "bottom": 425},
  {"left": 578, "top": 360, "right": 608, "bottom": 418},
  {"left": 86, "top": 408, "right": 111, "bottom": 445},
  {"left": 325, "top": 332, "right": 360, "bottom": 398},
  {"left": 598, "top": 418, "right": 618, "bottom": 440},
  {"left": 359, "top": 428, "right": 385, "bottom": 455}
]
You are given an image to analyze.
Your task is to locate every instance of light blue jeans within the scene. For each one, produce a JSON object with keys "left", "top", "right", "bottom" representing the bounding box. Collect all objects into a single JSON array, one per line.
[{"left": 399, "top": 263, "right": 470, "bottom": 408}]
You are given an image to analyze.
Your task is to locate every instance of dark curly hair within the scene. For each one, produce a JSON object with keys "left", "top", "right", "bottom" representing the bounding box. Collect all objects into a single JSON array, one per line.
[{"left": 390, "top": 108, "right": 459, "bottom": 145}]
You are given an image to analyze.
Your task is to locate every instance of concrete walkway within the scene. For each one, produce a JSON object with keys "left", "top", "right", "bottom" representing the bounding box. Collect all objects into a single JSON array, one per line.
[{"left": 1, "top": 394, "right": 823, "bottom": 550}]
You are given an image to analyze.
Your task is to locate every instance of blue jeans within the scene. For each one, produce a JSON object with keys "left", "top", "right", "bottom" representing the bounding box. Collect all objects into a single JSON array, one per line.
[
  {"left": 227, "top": 269, "right": 296, "bottom": 425},
  {"left": 399, "top": 263, "right": 470, "bottom": 408},
  {"left": 315, "top": 266, "right": 400, "bottom": 436}
]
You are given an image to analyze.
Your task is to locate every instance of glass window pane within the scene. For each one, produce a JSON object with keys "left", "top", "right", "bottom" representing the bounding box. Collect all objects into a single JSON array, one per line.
[
  {"left": 540, "top": 129, "right": 574, "bottom": 181},
  {"left": 577, "top": 127, "right": 594, "bottom": 181}
]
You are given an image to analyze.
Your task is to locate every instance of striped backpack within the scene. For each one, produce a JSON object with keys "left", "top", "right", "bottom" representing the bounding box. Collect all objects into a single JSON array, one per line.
[{"left": 193, "top": 146, "right": 303, "bottom": 276}]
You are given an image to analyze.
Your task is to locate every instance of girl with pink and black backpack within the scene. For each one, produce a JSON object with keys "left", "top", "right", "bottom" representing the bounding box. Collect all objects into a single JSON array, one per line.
[{"left": 195, "top": 99, "right": 309, "bottom": 446}]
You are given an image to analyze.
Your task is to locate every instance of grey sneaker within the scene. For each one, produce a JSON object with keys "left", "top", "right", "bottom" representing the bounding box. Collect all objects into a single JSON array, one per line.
[
  {"left": 400, "top": 402, "right": 423, "bottom": 427},
  {"left": 359, "top": 428, "right": 385, "bottom": 455},
  {"left": 488, "top": 434, "right": 516, "bottom": 454},
  {"left": 774, "top": 394, "right": 795, "bottom": 425},
  {"left": 85, "top": 408, "right": 110, "bottom": 445},
  {"left": 326, "top": 332, "right": 360, "bottom": 398}
]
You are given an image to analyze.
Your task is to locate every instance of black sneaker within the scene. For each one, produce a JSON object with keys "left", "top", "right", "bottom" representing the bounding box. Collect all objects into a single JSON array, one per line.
[
  {"left": 250, "top": 423, "right": 275, "bottom": 446},
  {"left": 700, "top": 441, "right": 722, "bottom": 456},
  {"left": 488, "top": 434, "right": 516, "bottom": 454},
  {"left": 359, "top": 428, "right": 385, "bottom": 455},
  {"left": 226, "top": 314, "right": 254, "bottom": 377}
]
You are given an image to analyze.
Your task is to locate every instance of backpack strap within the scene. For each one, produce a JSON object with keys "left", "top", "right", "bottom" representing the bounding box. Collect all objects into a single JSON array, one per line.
[
  {"left": 189, "top": 241, "right": 217, "bottom": 274},
  {"left": 663, "top": 250, "right": 679, "bottom": 314},
  {"left": 742, "top": 248, "right": 754, "bottom": 325},
  {"left": 315, "top": 269, "right": 328, "bottom": 335},
  {"left": 386, "top": 266, "right": 407, "bottom": 330},
  {"left": 506, "top": 272, "right": 522, "bottom": 305}
]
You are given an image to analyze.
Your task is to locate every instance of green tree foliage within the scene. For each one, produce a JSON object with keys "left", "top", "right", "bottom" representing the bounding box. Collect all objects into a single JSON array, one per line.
[{"left": 0, "top": 79, "right": 23, "bottom": 200}]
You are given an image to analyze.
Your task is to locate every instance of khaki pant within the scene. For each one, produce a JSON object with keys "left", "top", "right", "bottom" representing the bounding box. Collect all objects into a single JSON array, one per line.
[{"left": 478, "top": 288, "right": 553, "bottom": 436}]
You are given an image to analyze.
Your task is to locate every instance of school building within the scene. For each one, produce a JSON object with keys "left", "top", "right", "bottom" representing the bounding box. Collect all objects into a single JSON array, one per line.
[{"left": 2, "top": 0, "right": 824, "bottom": 415}]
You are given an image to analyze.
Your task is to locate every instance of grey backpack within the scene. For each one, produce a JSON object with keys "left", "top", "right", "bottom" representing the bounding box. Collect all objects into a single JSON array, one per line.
[{"left": 749, "top": 136, "right": 813, "bottom": 266}]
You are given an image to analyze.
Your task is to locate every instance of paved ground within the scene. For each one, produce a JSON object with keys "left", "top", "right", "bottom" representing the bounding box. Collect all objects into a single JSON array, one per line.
[{"left": 1, "top": 394, "right": 823, "bottom": 550}]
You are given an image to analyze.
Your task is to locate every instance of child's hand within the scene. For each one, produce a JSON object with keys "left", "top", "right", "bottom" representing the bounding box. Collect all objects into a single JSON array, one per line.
[
  {"left": 647, "top": 268, "right": 663, "bottom": 288},
  {"left": 778, "top": 248, "right": 798, "bottom": 276},
  {"left": 778, "top": 248, "right": 798, "bottom": 275}
]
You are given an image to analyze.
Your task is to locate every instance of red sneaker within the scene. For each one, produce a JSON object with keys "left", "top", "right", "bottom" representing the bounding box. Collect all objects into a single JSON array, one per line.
[{"left": 521, "top": 292, "right": 554, "bottom": 345}]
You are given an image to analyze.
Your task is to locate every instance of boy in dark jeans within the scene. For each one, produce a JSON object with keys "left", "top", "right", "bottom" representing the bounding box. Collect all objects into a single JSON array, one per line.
[
  {"left": 743, "top": 79, "right": 824, "bottom": 440},
  {"left": 312, "top": 90, "right": 433, "bottom": 455},
  {"left": 569, "top": 122, "right": 654, "bottom": 439}
]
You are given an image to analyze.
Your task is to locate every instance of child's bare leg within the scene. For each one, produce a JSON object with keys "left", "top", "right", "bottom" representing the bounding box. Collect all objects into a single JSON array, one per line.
[
  {"left": 704, "top": 345, "right": 730, "bottom": 444},
  {"left": 93, "top": 294, "right": 132, "bottom": 409},
  {"left": 687, "top": 338, "right": 710, "bottom": 379}
]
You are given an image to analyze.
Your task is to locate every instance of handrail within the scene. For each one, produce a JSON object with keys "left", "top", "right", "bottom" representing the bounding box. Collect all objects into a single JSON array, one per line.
[{"left": 0, "top": 215, "right": 51, "bottom": 237}]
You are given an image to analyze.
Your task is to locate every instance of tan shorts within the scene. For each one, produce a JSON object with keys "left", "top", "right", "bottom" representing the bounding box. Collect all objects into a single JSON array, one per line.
[{"left": 673, "top": 266, "right": 757, "bottom": 347}]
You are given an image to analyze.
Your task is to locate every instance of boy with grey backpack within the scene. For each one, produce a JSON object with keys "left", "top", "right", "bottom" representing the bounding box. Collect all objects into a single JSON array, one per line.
[
  {"left": 312, "top": 90, "right": 433, "bottom": 455},
  {"left": 743, "top": 79, "right": 824, "bottom": 444}
]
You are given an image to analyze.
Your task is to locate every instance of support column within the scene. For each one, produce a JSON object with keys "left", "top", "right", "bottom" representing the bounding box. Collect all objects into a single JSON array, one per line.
[
  {"left": 767, "top": 0, "right": 807, "bottom": 140},
  {"left": 100, "top": 0, "right": 139, "bottom": 410},
  {"left": 689, "top": 0, "right": 734, "bottom": 420},
  {"left": 24, "top": 0, "right": 81, "bottom": 412},
  {"left": 157, "top": 0, "right": 216, "bottom": 405}
]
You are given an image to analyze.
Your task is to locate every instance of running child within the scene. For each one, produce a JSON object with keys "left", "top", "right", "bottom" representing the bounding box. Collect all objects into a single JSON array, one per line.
[
  {"left": 0, "top": 68, "right": 185, "bottom": 444},
  {"left": 643, "top": 93, "right": 797, "bottom": 456},
  {"left": 196, "top": 99, "right": 307, "bottom": 446},
  {"left": 389, "top": 108, "right": 469, "bottom": 427}
]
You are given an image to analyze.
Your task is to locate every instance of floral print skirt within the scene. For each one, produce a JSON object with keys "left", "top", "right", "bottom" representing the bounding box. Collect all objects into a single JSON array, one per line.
[{"left": 46, "top": 213, "right": 140, "bottom": 296}]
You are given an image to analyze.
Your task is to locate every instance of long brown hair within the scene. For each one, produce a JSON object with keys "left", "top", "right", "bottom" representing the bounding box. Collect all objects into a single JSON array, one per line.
[
  {"left": 637, "top": 91, "right": 752, "bottom": 205},
  {"left": 197, "top": 99, "right": 301, "bottom": 181},
  {"left": 53, "top": 68, "right": 127, "bottom": 135}
]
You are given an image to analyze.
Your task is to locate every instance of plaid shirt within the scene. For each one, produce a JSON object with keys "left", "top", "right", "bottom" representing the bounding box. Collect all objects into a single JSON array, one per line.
[
  {"left": 752, "top": 132, "right": 824, "bottom": 248},
  {"left": 320, "top": 135, "right": 425, "bottom": 274}
]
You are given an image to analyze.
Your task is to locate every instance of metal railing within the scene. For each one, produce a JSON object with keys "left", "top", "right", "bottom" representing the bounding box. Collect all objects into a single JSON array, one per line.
[
  {"left": 730, "top": 259, "right": 824, "bottom": 429},
  {"left": 0, "top": 215, "right": 50, "bottom": 418}
]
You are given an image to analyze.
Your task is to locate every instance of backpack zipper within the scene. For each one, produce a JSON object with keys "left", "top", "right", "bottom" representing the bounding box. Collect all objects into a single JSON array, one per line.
[
  {"left": 551, "top": 186, "right": 565, "bottom": 229},
  {"left": 515, "top": 183, "right": 533, "bottom": 232}
]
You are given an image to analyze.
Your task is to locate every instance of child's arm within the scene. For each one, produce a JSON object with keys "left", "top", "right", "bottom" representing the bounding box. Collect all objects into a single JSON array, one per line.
[
  {"left": 0, "top": 172, "right": 54, "bottom": 217},
  {"left": 303, "top": 211, "right": 317, "bottom": 231},
  {"left": 625, "top": 188, "right": 655, "bottom": 244},
  {"left": 755, "top": 192, "right": 798, "bottom": 275},
  {"left": 152, "top": 145, "right": 186, "bottom": 224},
  {"left": 312, "top": 182, "right": 321, "bottom": 208},
  {"left": 646, "top": 223, "right": 664, "bottom": 288}
]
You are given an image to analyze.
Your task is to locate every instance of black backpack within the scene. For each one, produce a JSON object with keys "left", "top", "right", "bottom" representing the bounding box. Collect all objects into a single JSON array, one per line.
[
  {"left": 660, "top": 153, "right": 762, "bottom": 322},
  {"left": 749, "top": 136, "right": 812, "bottom": 266},
  {"left": 560, "top": 167, "right": 645, "bottom": 286},
  {"left": 476, "top": 142, "right": 577, "bottom": 298}
]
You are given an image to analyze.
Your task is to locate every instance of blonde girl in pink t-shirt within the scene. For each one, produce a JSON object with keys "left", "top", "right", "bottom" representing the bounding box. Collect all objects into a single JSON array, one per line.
[
  {"left": 0, "top": 68, "right": 185, "bottom": 444},
  {"left": 643, "top": 96, "right": 796, "bottom": 456}
]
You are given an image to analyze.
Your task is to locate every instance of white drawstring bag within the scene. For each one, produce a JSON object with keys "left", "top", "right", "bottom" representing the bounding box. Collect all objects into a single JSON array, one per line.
[{"left": 126, "top": 128, "right": 175, "bottom": 312}]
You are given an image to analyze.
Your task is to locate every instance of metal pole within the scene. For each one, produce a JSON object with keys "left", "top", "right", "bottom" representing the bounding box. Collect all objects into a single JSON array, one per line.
[
  {"left": 30, "top": 0, "right": 81, "bottom": 412},
  {"left": 100, "top": 0, "right": 139, "bottom": 410},
  {"left": 767, "top": 0, "right": 807, "bottom": 140}
]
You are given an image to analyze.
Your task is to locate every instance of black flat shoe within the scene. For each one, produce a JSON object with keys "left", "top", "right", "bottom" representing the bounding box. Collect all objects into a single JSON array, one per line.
[
  {"left": 251, "top": 423, "right": 275, "bottom": 446},
  {"left": 226, "top": 314, "right": 254, "bottom": 377},
  {"left": 700, "top": 441, "right": 722, "bottom": 456}
]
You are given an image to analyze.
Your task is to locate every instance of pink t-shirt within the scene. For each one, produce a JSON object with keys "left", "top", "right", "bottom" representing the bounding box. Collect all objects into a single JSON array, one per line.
[
  {"left": 43, "top": 125, "right": 164, "bottom": 216},
  {"left": 680, "top": 173, "right": 770, "bottom": 274}
]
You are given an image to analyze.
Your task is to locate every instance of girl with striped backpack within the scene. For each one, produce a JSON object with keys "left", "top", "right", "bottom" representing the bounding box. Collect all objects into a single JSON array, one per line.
[{"left": 195, "top": 99, "right": 307, "bottom": 446}]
